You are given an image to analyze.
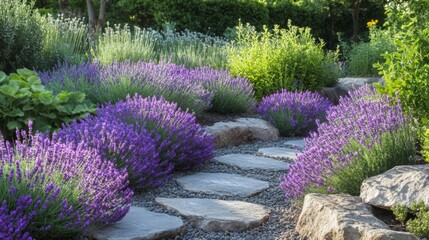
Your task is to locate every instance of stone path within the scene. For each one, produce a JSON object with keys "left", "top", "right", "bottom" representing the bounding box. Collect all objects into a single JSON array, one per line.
[{"left": 90, "top": 138, "right": 305, "bottom": 240}]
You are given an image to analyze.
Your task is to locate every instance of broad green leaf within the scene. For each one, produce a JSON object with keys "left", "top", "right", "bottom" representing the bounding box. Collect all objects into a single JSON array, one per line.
[
  {"left": 39, "top": 94, "right": 53, "bottom": 105},
  {"left": 8, "top": 108, "right": 25, "bottom": 117},
  {"left": 0, "top": 71, "right": 7, "bottom": 83},
  {"left": 7, "top": 121, "right": 22, "bottom": 130}
]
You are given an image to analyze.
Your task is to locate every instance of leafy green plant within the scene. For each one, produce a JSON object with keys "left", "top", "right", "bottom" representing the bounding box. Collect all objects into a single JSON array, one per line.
[
  {"left": 0, "top": 0, "right": 43, "bottom": 73},
  {"left": 393, "top": 201, "right": 429, "bottom": 238},
  {"left": 345, "top": 21, "right": 396, "bottom": 77},
  {"left": 227, "top": 22, "right": 341, "bottom": 99},
  {"left": 422, "top": 128, "right": 429, "bottom": 162},
  {"left": 375, "top": 0, "right": 429, "bottom": 123},
  {"left": 0, "top": 69, "right": 95, "bottom": 139}
]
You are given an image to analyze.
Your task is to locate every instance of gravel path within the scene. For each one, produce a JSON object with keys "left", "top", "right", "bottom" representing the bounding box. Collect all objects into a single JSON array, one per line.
[{"left": 133, "top": 138, "right": 303, "bottom": 240}]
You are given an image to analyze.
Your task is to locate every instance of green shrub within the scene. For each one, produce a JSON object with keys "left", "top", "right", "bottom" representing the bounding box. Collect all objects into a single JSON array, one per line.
[
  {"left": 227, "top": 22, "right": 340, "bottom": 99},
  {"left": 375, "top": 0, "right": 429, "bottom": 123},
  {"left": 35, "top": 14, "right": 89, "bottom": 70},
  {"left": 0, "top": 0, "right": 42, "bottom": 73},
  {"left": 345, "top": 22, "right": 396, "bottom": 77},
  {"left": 393, "top": 201, "right": 429, "bottom": 238},
  {"left": 0, "top": 69, "right": 95, "bottom": 139}
]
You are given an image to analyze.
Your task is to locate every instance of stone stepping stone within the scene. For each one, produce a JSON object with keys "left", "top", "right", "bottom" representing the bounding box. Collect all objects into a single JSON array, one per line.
[
  {"left": 213, "top": 154, "right": 289, "bottom": 171},
  {"left": 156, "top": 198, "right": 269, "bottom": 232},
  {"left": 90, "top": 206, "right": 185, "bottom": 240},
  {"left": 283, "top": 139, "right": 306, "bottom": 150},
  {"left": 176, "top": 172, "right": 269, "bottom": 197},
  {"left": 258, "top": 147, "right": 301, "bottom": 160}
]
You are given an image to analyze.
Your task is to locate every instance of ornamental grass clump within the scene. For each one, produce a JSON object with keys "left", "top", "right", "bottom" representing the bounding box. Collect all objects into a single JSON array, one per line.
[
  {"left": 0, "top": 124, "right": 132, "bottom": 239},
  {"left": 257, "top": 90, "right": 332, "bottom": 136},
  {"left": 280, "top": 85, "right": 416, "bottom": 198},
  {"left": 56, "top": 116, "right": 174, "bottom": 191},
  {"left": 190, "top": 67, "right": 255, "bottom": 114},
  {"left": 98, "top": 95, "right": 215, "bottom": 170}
]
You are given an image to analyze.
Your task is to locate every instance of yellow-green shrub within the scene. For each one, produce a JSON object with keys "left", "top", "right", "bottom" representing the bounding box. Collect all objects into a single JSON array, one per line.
[{"left": 227, "top": 22, "right": 340, "bottom": 99}]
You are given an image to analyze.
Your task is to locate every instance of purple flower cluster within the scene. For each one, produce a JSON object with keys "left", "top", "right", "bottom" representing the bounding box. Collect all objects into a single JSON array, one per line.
[
  {"left": 190, "top": 67, "right": 255, "bottom": 114},
  {"left": 280, "top": 86, "right": 408, "bottom": 198},
  {"left": 39, "top": 61, "right": 255, "bottom": 114},
  {"left": 0, "top": 124, "right": 132, "bottom": 239},
  {"left": 56, "top": 115, "right": 174, "bottom": 191},
  {"left": 257, "top": 90, "right": 332, "bottom": 136},
  {"left": 98, "top": 95, "right": 215, "bottom": 170}
]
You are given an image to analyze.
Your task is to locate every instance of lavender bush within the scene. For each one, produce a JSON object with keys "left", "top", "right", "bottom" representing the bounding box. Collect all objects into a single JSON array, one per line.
[
  {"left": 0, "top": 123, "right": 132, "bottom": 239},
  {"left": 40, "top": 61, "right": 255, "bottom": 115},
  {"left": 56, "top": 115, "right": 174, "bottom": 191},
  {"left": 280, "top": 86, "right": 416, "bottom": 198},
  {"left": 257, "top": 90, "right": 332, "bottom": 136},
  {"left": 39, "top": 61, "right": 213, "bottom": 115},
  {"left": 98, "top": 95, "right": 215, "bottom": 170},
  {"left": 190, "top": 67, "right": 255, "bottom": 114}
]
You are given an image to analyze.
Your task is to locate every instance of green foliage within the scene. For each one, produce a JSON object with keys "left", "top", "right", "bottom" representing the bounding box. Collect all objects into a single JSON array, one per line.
[
  {"left": 227, "top": 22, "right": 340, "bottom": 99},
  {"left": 0, "top": 69, "right": 95, "bottom": 139},
  {"left": 35, "top": 14, "right": 89, "bottom": 70},
  {"left": 393, "top": 201, "right": 429, "bottom": 238},
  {"left": 0, "top": 0, "right": 43, "bottom": 73},
  {"left": 316, "top": 125, "right": 416, "bottom": 196},
  {"left": 375, "top": 0, "right": 429, "bottom": 122},
  {"left": 345, "top": 24, "right": 396, "bottom": 77},
  {"left": 94, "top": 24, "right": 228, "bottom": 68},
  {"left": 392, "top": 204, "right": 408, "bottom": 223},
  {"left": 422, "top": 128, "right": 429, "bottom": 162}
]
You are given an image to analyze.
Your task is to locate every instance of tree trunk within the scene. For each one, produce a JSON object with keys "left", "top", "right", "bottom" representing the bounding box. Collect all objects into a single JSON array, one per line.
[{"left": 351, "top": 0, "right": 361, "bottom": 42}]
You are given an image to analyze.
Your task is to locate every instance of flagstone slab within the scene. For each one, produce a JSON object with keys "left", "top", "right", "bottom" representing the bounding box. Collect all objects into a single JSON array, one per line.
[
  {"left": 176, "top": 172, "right": 269, "bottom": 197},
  {"left": 155, "top": 198, "right": 269, "bottom": 232},
  {"left": 283, "top": 139, "right": 306, "bottom": 150},
  {"left": 258, "top": 147, "right": 301, "bottom": 160},
  {"left": 213, "top": 154, "right": 289, "bottom": 171},
  {"left": 91, "top": 206, "right": 185, "bottom": 240}
]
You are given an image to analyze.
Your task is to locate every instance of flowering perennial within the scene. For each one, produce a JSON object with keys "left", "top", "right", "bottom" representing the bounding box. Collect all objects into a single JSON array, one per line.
[
  {"left": 257, "top": 90, "right": 332, "bottom": 136},
  {"left": 190, "top": 67, "right": 255, "bottom": 114},
  {"left": 97, "top": 95, "right": 215, "bottom": 170},
  {"left": 0, "top": 124, "right": 132, "bottom": 239},
  {"left": 39, "top": 61, "right": 254, "bottom": 114},
  {"left": 56, "top": 116, "right": 174, "bottom": 191},
  {"left": 280, "top": 86, "right": 415, "bottom": 198}
]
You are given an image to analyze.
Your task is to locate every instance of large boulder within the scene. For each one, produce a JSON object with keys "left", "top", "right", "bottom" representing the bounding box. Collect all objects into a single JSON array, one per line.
[
  {"left": 204, "top": 118, "right": 279, "bottom": 148},
  {"left": 360, "top": 164, "right": 429, "bottom": 209},
  {"left": 296, "top": 193, "right": 418, "bottom": 240}
]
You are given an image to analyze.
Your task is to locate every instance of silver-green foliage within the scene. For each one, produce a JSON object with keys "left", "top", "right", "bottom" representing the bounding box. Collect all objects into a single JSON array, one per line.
[
  {"left": 36, "top": 14, "right": 89, "bottom": 70},
  {"left": 93, "top": 24, "right": 228, "bottom": 69}
]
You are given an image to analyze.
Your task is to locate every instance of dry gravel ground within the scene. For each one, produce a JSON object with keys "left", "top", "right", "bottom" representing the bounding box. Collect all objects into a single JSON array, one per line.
[{"left": 133, "top": 138, "right": 304, "bottom": 240}]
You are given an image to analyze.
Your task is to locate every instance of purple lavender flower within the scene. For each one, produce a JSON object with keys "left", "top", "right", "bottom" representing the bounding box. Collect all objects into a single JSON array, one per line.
[
  {"left": 0, "top": 125, "right": 132, "bottom": 239},
  {"left": 190, "top": 67, "right": 255, "bottom": 114},
  {"left": 97, "top": 94, "right": 215, "bottom": 170},
  {"left": 56, "top": 115, "right": 174, "bottom": 191},
  {"left": 280, "top": 85, "right": 414, "bottom": 198},
  {"left": 257, "top": 90, "right": 333, "bottom": 136}
]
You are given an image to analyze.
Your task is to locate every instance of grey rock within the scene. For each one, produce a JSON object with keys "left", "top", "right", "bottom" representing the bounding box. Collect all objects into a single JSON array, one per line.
[
  {"left": 213, "top": 154, "right": 289, "bottom": 171},
  {"left": 204, "top": 118, "right": 279, "bottom": 148},
  {"left": 90, "top": 206, "right": 185, "bottom": 240},
  {"left": 257, "top": 147, "right": 301, "bottom": 160},
  {"left": 360, "top": 164, "right": 429, "bottom": 209},
  {"left": 337, "top": 77, "right": 384, "bottom": 92},
  {"left": 297, "top": 193, "right": 418, "bottom": 240},
  {"left": 155, "top": 198, "right": 269, "bottom": 232},
  {"left": 176, "top": 172, "right": 269, "bottom": 197},
  {"left": 319, "top": 86, "right": 349, "bottom": 105},
  {"left": 283, "top": 139, "right": 306, "bottom": 150}
]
